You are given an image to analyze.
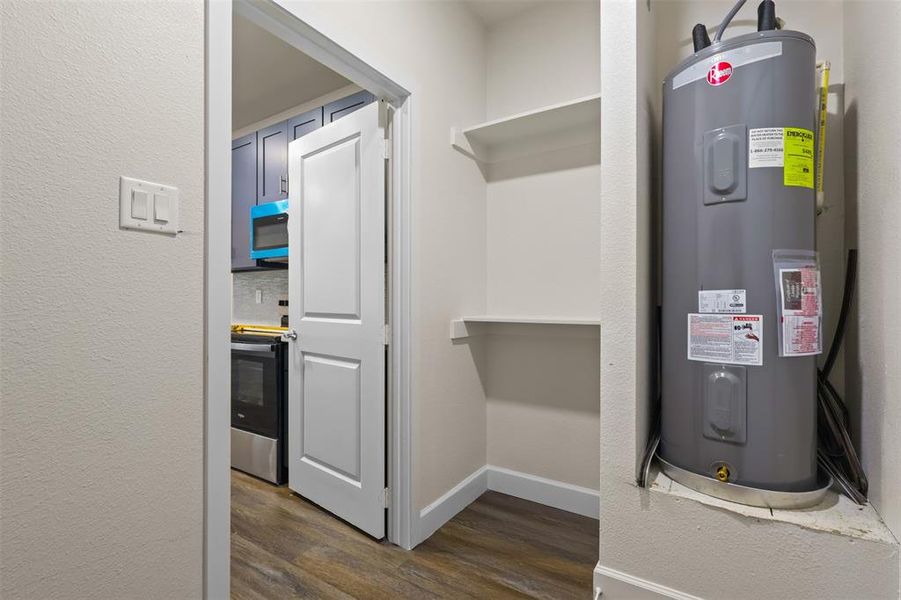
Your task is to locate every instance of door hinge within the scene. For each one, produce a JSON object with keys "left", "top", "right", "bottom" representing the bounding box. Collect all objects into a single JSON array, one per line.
[
  {"left": 382, "top": 487, "right": 391, "bottom": 508},
  {"left": 384, "top": 324, "right": 391, "bottom": 346},
  {"left": 383, "top": 139, "right": 392, "bottom": 160}
]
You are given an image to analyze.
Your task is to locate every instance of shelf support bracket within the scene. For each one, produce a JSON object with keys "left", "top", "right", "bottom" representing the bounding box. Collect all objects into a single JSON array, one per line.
[
  {"left": 450, "top": 319, "right": 486, "bottom": 340},
  {"left": 450, "top": 127, "right": 478, "bottom": 161}
]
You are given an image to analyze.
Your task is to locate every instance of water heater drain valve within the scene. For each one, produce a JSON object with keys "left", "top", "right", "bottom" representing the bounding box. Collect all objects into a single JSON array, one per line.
[{"left": 715, "top": 464, "right": 732, "bottom": 483}]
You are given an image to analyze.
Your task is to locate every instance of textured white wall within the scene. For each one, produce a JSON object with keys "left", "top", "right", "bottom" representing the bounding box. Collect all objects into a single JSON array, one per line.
[
  {"left": 843, "top": 0, "right": 901, "bottom": 542},
  {"left": 273, "top": 0, "right": 489, "bottom": 512},
  {"left": 483, "top": 0, "right": 601, "bottom": 490},
  {"left": 599, "top": 477, "right": 899, "bottom": 599},
  {"left": 0, "top": 2, "right": 204, "bottom": 598},
  {"left": 599, "top": 0, "right": 651, "bottom": 489},
  {"left": 597, "top": 2, "right": 900, "bottom": 598}
]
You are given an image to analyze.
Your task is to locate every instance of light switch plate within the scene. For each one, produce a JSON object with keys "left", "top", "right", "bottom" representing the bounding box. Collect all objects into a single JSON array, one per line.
[{"left": 120, "top": 176, "right": 179, "bottom": 234}]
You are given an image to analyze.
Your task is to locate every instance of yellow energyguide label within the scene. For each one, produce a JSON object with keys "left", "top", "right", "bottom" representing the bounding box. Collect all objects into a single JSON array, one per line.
[{"left": 783, "top": 127, "right": 814, "bottom": 189}]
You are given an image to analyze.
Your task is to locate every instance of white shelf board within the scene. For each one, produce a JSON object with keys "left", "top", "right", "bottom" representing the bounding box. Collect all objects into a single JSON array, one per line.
[
  {"left": 451, "top": 94, "right": 601, "bottom": 164},
  {"left": 450, "top": 315, "right": 601, "bottom": 340}
]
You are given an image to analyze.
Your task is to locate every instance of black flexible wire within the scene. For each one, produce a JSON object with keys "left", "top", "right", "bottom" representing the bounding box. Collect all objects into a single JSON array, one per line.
[
  {"left": 638, "top": 305, "right": 663, "bottom": 488},
  {"left": 816, "top": 249, "right": 867, "bottom": 503},
  {"left": 821, "top": 249, "right": 857, "bottom": 380}
]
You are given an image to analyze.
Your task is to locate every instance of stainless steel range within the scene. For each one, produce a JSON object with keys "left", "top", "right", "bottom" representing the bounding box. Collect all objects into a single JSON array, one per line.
[{"left": 231, "top": 332, "right": 287, "bottom": 484}]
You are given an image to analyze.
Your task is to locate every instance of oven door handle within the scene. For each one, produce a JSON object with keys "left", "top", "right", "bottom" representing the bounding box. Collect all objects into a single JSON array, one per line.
[{"left": 231, "top": 342, "right": 277, "bottom": 352}]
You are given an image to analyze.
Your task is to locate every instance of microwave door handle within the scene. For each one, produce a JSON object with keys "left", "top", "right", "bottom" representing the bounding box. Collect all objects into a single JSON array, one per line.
[{"left": 231, "top": 343, "right": 277, "bottom": 352}]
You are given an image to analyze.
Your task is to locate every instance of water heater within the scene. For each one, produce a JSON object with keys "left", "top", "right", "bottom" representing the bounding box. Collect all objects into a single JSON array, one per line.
[{"left": 659, "top": 11, "right": 831, "bottom": 507}]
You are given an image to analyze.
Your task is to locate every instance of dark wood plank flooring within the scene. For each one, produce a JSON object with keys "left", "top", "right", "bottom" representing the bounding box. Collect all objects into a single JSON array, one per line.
[{"left": 231, "top": 470, "right": 598, "bottom": 599}]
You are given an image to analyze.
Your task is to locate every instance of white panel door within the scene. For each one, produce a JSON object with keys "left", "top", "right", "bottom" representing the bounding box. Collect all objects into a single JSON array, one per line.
[{"left": 287, "top": 101, "right": 386, "bottom": 538}]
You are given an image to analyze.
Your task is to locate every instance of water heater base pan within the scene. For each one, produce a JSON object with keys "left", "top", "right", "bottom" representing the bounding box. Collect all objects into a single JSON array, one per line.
[{"left": 657, "top": 456, "right": 833, "bottom": 510}]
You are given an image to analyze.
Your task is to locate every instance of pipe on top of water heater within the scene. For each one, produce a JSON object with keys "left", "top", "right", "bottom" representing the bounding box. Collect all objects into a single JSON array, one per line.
[
  {"left": 692, "top": 23, "right": 712, "bottom": 53},
  {"left": 757, "top": 0, "right": 777, "bottom": 31},
  {"left": 713, "top": 0, "right": 748, "bottom": 42},
  {"left": 711, "top": 0, "right": 778, "bottom": 45}
]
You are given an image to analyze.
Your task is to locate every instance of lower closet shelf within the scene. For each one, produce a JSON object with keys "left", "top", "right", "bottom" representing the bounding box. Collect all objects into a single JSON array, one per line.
[{"left": 450, "top": 316, "right": 601, "bottom": 340}]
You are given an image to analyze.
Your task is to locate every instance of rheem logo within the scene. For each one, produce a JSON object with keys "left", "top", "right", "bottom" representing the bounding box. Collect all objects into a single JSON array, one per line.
[{"left": 707, "top": 61, "right": 733, "bottom": 86}]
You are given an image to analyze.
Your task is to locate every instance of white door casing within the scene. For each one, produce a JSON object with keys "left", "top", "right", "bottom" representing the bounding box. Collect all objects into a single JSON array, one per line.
[{"left": 287, "top": 101, "right": 386, "bottom": 538}]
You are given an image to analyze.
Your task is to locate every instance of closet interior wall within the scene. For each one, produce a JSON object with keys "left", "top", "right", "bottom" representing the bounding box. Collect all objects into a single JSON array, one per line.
[{"left": 482, "top": 1, "right": 601, "bottom": 491}]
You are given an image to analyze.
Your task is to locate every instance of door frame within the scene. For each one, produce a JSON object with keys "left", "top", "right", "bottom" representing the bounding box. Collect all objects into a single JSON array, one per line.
[{"left": 205, "top": 1, "right": 415, "bottom": 597}]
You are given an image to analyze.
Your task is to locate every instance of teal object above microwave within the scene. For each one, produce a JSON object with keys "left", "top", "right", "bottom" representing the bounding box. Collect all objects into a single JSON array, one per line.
[{"left": 250, "top": 200, "right": 288, "bottom": 261}]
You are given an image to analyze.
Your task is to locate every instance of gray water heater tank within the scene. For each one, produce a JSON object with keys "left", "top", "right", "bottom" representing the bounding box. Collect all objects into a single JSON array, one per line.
[{"left": 660, "top": 30, "right": 822, "bottom": 498}]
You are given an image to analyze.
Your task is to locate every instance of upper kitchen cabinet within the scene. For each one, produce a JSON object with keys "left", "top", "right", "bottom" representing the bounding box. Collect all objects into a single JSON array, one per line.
[
  {"left": 232, "top": 91, "right": 376, "bottom": 271},
  {"left": 232, "top": 133, "right": 258, "bottom": 271},
  {"left": 323, "top": 91, "right": 376, "bottom": 123},
  {"left": 257, "top": 120, "right": 288, "bottom": 204},
  {"left": 288, "top": 107, "right": 324, "bottom": 140}
]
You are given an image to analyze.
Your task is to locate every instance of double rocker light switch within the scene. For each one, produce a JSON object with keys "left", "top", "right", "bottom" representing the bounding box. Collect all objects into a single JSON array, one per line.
[{"left": 119, "top": 176, "right": 179, "bottom": 234}]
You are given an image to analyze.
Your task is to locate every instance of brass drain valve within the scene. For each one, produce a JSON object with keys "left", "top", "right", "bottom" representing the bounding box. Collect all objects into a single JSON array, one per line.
[{"left": 715, "top": 464, "right": 731, "bottom": 482}]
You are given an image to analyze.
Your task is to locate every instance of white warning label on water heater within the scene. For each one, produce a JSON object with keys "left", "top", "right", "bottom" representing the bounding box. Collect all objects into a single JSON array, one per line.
[
  {"left": 698, "top": 289, "right": 747, "bottom": 314},
  {"left": 779, "top": 266, "right": 823, "bottom": 356},
  {"left": 687, "top": 314, "right": 763, "bottom": 366},
  {"left": 749, "top": 127, "right": 785, "bottom": 168}
]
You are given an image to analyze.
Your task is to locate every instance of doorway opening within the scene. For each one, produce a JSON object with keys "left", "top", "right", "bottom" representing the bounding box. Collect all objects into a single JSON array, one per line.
[
  {"left": 208, "top": 1, "right": 602, "bottom": 598},
  {"left": 205, "top": 1, "right": 413, "bottom": 596}
]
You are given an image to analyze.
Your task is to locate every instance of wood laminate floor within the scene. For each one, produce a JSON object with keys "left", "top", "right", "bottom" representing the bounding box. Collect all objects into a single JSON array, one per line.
[{"left": 231, "top": 470, "right": 598, "bottom": 599}]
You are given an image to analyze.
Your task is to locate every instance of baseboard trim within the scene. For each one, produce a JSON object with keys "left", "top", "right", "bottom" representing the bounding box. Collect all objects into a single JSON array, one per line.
[
  {"left": 413, "top": 465, "right": 599, "bottom": 546},
  {"left": 487, "top": 465, "right": 599, "bottom": 519},
  {"left": 594, "top": 564, "right": 703, "bottom": 600},
  {"left": 415, "top": 465, "right": 488, "bottom": 545}
]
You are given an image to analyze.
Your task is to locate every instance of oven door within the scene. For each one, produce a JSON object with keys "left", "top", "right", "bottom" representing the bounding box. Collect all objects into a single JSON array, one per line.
[{"left": 231, "top": 341, "right": 282, "bottom": 438}]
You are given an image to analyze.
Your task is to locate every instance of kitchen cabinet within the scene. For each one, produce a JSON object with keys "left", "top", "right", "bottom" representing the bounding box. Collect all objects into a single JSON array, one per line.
[
  {"left": 257, "top": 120, "right": 288, "bottom": 205},
  {"left": 324, "top": 91, "right": 376, "bottom": 123},
  {"left": 232, "top": 91, "right": 376, "bottom": 271},
  {"left": 232, "top": 133, "right": 258, "bottom": 271},
  {"left": 289, "top": 107, "right": 323, "bottom": 140}
]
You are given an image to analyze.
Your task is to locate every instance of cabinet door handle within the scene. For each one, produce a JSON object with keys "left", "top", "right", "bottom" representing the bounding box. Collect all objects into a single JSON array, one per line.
[{"left": 280, "top": 175, "right": 288, "bottom": 195}]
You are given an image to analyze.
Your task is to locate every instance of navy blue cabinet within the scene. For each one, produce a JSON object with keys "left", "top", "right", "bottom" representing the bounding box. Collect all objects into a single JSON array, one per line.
[
  {"left": 288, "top": 107, "right": 323, "bottom": 140},
  {"left": 257, "top": 121, "right": 289, "bottom": 205},
  {"left": 232, "top": 133, "right": 258, "bottom": 271},
  {"left": 232, "top": 92, "right": 376, "bottom": 271},
  {"left": 323, "top": 91, "right": 376, "bottom": 123}
]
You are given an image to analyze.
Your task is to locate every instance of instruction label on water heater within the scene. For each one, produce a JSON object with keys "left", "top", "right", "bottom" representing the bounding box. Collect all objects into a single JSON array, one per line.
[
  {"left": 687, "top": 314, "right": 763, "bottom": 366},
  {"left": 698, "top": 289, "right": 746, "bottom": 314},
  {"left": 748, "top": 127, "right": 815, "bottom": 189},
  {"left": 779, "top": 266, "right": 822, "bottom": 356},
  {"left": 748, "top": 128, "right": 785, "bottom": 168}
]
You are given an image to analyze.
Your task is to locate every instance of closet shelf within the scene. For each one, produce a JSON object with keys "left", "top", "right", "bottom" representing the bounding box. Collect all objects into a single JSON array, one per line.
[
  {"left": 450, "top": 316, "right": 601, "bottom": 340},
  {"left": 451, "top": 94, "right": 601, "bottom": 164}
]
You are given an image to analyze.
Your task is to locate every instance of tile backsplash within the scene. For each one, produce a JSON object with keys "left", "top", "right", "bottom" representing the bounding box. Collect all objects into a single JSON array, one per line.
[{"left": 232, "top": 270, "right": 288, "bottom": 326}]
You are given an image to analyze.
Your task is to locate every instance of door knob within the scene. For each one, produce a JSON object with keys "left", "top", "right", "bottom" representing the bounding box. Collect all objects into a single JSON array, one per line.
[{"left": 281, "top": 329, "right": 298, "bottom": 342}]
